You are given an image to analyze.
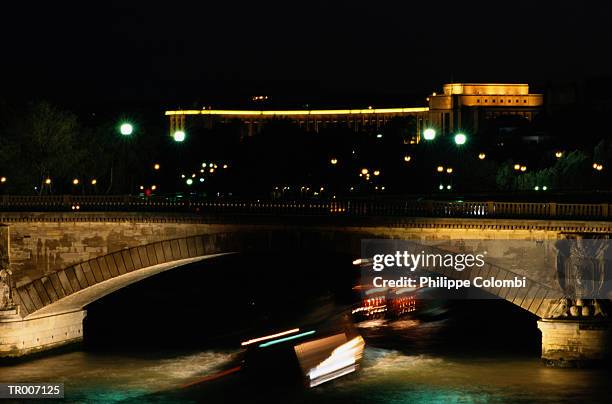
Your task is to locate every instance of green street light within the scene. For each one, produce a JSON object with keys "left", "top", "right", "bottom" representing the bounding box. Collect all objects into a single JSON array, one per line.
[
  {"left": 119, "top": 123, "right": 133, "bottom": 136},
  {"left": 173, "top": 130, "right": 186, "bottom": 142},
  {"left": 454, "top": 133, "right": 467, "bottom": 145},
  {"left": 423, "top": 128, "right": 436, "bottom": 141}
]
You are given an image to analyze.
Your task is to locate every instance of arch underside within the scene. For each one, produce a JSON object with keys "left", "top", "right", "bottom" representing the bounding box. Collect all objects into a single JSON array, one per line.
[{"left": 14, "top": 231, "right": 563, "bottom": 319}]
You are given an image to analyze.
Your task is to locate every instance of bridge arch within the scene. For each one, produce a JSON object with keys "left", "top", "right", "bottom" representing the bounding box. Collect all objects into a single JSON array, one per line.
[{"left": 13, "top": 230, "right": 561, "bottom": 321}]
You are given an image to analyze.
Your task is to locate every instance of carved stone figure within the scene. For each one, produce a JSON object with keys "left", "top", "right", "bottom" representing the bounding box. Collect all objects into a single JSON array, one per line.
[
  {"left": 0, "top": 269, "right": 13, "bottom": 310},
  {"left": 550, "top": 235, "right": 610, "bottom": 318}
]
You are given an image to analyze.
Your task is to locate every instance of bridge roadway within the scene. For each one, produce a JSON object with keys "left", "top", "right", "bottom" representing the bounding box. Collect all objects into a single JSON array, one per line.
[{"left": 0, "top": 196, "right": 611, "bottom": 364}]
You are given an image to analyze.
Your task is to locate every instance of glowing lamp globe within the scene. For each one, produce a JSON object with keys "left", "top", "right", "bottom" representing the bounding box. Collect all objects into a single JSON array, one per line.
[
  {"left": 120, "top": 123, "right": 133, "bottom": 136},
  {"left": 423, "top": 128, "right": 436, "bottom": 141}
]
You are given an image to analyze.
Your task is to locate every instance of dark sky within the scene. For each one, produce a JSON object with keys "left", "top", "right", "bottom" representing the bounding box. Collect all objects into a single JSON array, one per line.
[{"left": 1, "top": 0, "right": 611, "bottom": 109}]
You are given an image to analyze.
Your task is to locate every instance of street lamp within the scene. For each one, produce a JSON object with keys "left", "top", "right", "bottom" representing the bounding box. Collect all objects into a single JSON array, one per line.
[
  {"left": 423, "top": 128, "right": 436, "bottom": 141},
  {"left": 330, "top": 158, "right": 338, "bottom": 165},
  {"left": 72, "top": 178, "right": 79, "bottom": 185},
  {"left": 153, "top": 163, "right": 160, "bottom": 170},
  {"left": 478, "top": 153, "right": 486, "bottom": 160},
  {"left": 520, "top": 165, "right": 527, "bottom": 172},
  {"left": 119, "top": 123, "right": 133, "bottom": 136},
  {"left": 555, "top": 151, "right": 563, "bottom": 158},
  {"left": 454, "top": 133, "right": 467, "bottom": 145},
  {"left": 436, "top": 166, "right": 444, "bottom": 172},
  {"left": 513, "top": 164, "right": 521, "bottom": 171},
  {"left": 446, "top": 167, "right": 453, "bottom": 174},
  {"left": 0, "top": 177, "right": 6, "bottom": 183},
  {"left": 173, "top": 130, "right": 186, "bottom": 142},
  {"left": 404, "top": 155, "right": 412, "bottom": 162}
]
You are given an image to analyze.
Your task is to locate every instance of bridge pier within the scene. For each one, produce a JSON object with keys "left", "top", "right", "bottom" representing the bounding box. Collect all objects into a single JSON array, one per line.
[
  {"left": 538, "top": 319, "right": 612, "bottom": 367},
  {"left": 0, "top": 310, "right": 85, "bottom": 358}
]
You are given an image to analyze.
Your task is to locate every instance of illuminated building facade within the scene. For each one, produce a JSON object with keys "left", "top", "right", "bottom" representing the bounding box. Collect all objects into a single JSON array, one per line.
[
  {"left": 166, "top": 107, "right": 429, "bottom": 140},
  {"left": 165, "top": 83, "right": 543, "bottom": 138},
  {"left": 427, "top": 83, "right": 543, "bottom": 135}
]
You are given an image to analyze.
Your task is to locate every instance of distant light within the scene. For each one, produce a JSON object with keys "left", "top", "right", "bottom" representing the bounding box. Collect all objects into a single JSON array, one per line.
[
  {"left": 330, "top": 158, "right": 338, "bottom": 165},
  {"left": 436, "top": 166, "right": 444, "bottom": 172},
  {"left": 593, "top": 163, "right": 599, "bottom": 169},
  {"left": 534, "top": 186, "right": 539, "bottom": 191},
  {"left": 423, "top": 128, "right": 436, "bottom": 140},
  {"left": 173, "top": 130, "right": 186, "bottom": 142},
  {"left": 376, "top": 133, "right": 383, "bottom": 139},
  {"left": 439, "top": 184, "right": 444, "bottom": 190},
  {"left": 513, "top": 164, "right": 521, "bottom": 171},
  {"left": 478, "top": 153, "right": 486, "bottom": 160},
  {"left": 432, "top": 92, "right": 437, "bottom": 96},
  {"left": 209, "top": 168, "right": 215, "bottom": 173},
  {"left": 520, "top": 165, "right": 527, "bottom": 172},
  {"left": 0, "top": 177, "right": 6, "bottom": 183},
  {"left": 596, "top": 164, "right": 603, "bottom": 171},
  {"left": 373, "top": 170, "right": 380, "bottom": 176},
  {"left": 151, "top": 185, "right": 157, "bottom": 191},
  {"left": 154, "top": 163, "right": 160, "bottom": 170},
  {"left": 139, "top": 185, "right": 144, "bottom": 190},
  {"left": 555, "top": 151, "right": 563, "bottom": 158},
  {"left": 352, "top": 259, "right": 362, "bottom": 265},
  {"left": 119, "top": 123, "right": 133, "bottom": 136},
  {"left": 91, "top": 179, "right": 97, "bottom": 185},
  {"left": 223, "top": 164, "right": 228, "bottom": 169},
  {"left": 181, "top": 174, "right": 186, "bottom": 178},
  {"left": 446, "top": 167, "right": 453, "bottom": 174},
  {"left": 199, "top": 177, "right": 205, "bottom": 182},
  {"left": 404, "top": 155, "right": 412, "bottom": 162},
  {"left": 454, "top": 133, "right": 467, "bottom": 145},
  {"left": 186, "top": 178, "right": 193, "bottom": 185},
  {"left": 361, "top": 168, "right": 368, "bottom": 175},
  {"left": 543, "top": 186, "right": 548, "bottom": 190},
  {"left": 202, "top": 163, "right": 207, "bottom": 168},
  {"left": 72, "top": 178, "right": 79, "bottom": 185},
  {"left": 44, "top": 178, "right": 51, "bottom": 185},
  {"left": 192, "top": 173, "right": 196, "bottom": 178},
  {"left": 447, "top": 185, "right": 452, "bottom": 190}
]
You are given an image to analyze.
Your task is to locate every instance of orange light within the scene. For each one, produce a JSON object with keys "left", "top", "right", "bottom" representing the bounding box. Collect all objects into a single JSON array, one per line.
[
  {"left": 154, "top": 163, "right": 160, "bottom": 170},
  {"left": 361, "top": 168, "right": 368, "bottom": 175},
  {"left": 240, "top": 328, "right": 301, "bottom": 346},
  {"left": 513, "top": 164, "right": 521, "bottom": 171},
  {"left": 446, "top": 167, "right": 453, "bottom": 174},
  {"left": 520, "top": 166, "right": 527, "bottom": 172},
  {"left": 373, "top": 170, "right": 380, "bottom": 176},
  {"left": 555, "top": 151, "right": 563, "bottom": 158},
  {"left": 72, "top": 178, "right": 79, "bottom": 185}
]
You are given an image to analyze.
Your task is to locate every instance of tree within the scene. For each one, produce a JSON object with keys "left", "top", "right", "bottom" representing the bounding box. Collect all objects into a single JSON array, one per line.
[{"left": 1, "top": 101, "right": 82, "bottom": 194}]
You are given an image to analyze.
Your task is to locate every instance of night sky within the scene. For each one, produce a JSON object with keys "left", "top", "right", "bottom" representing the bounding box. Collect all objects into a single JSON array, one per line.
[{"left": 1, "top": 1, "right": 611, "bottom": 109}]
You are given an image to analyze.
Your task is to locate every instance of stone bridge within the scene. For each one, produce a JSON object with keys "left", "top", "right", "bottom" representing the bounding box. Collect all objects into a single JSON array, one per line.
[{"left": 0, "top": 200, "right": 611, "bottom": 365}]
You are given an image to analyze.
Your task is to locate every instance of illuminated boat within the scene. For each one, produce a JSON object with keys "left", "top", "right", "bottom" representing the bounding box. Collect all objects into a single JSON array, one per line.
[
  {"left": 351, "top": 286, "right": 418, "bottom": 321},
  {"left": 240, "top": 326, "right": 365, "bottom": 388}
]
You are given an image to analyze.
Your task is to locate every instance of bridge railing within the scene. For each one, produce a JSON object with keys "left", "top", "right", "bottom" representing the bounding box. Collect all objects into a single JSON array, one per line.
[{"left": 0, "top": 195, "right": 610, "bottom": 220}]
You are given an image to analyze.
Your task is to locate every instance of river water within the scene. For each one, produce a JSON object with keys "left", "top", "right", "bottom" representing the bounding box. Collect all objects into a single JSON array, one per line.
[{"left": 2, "top": 254, "right": 611, "bottom": 403}]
